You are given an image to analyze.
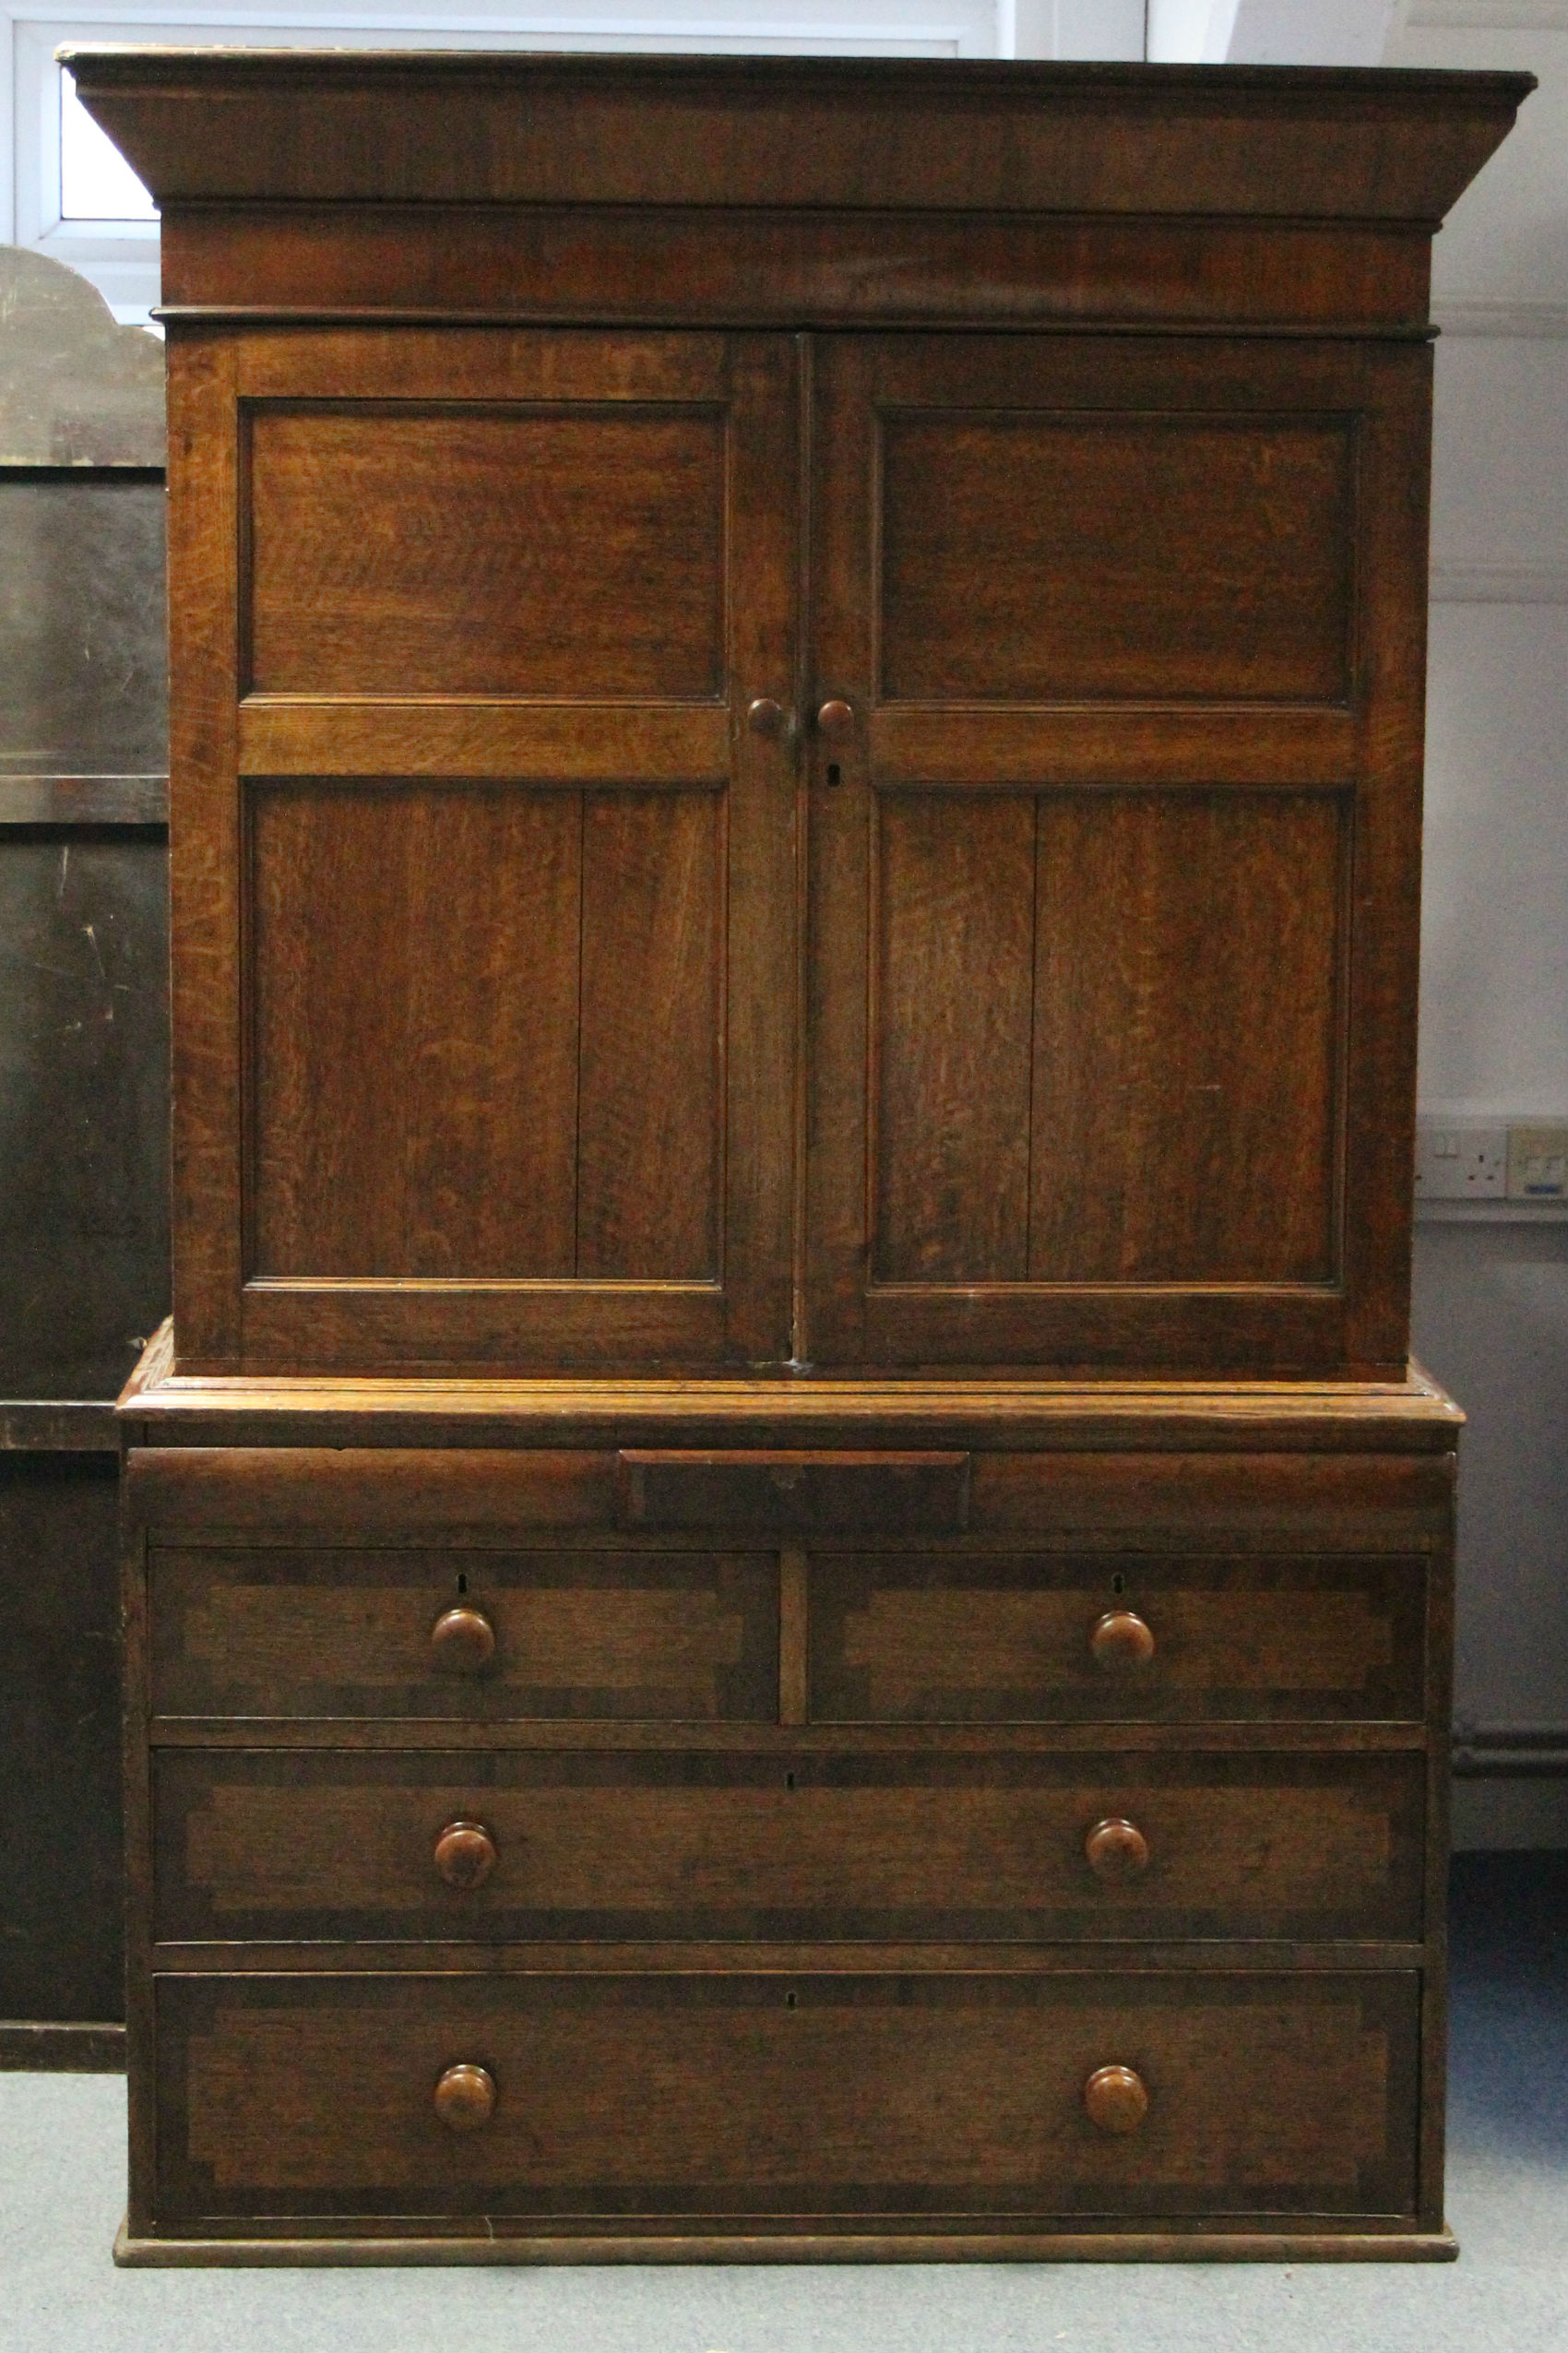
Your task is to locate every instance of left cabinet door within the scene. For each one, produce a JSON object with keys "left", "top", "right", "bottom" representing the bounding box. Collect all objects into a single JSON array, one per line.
[{"left": 167, "top": 329, "right": 800, "bottom": 1373}]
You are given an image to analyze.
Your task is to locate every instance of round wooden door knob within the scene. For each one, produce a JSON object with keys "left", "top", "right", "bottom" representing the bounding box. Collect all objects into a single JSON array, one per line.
[
  {"left": 434, "top": 2062, "right": 496, "bottom": 2132},
  {"left": 429, "top": 1604, "right": 495, "bottom": 1673},
  {"left": 1085, "top": 1816, "right": 1151, "bottom": 1881},
  {"left": 815, "top": 697, "right": 855, "bottom": 740},
  {"left": 1089, "top": 1609, "right": 1156, "bottom": 1670},
  {"left": 434, "top": 1819, "right": 498, "bottom": 1890},
  {"left": 746, "top": 695, "right": 787, "bottom": 736},
  {"left": 1084, "top": 2064, "right": 1149, "bottom": 2134}
]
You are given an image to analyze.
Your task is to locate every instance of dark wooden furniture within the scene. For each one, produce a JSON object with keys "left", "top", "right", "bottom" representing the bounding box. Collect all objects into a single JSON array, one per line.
[
  {"left": 76, "top": 48, "right": 1527, "bottom": 2263},
  {"left": 1, "top": 271, "right": 169, "bottom": 2061}
]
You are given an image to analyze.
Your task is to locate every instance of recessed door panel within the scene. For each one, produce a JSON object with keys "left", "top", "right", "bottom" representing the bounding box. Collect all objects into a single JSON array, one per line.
[
  {"left": 247, "top": 781, "right": 723, "bottom": 1284},
  {"left": 245, "top": 404, "right": 726, "bottom": 700},
  {"left": 878, "top": 412, "right": 1354, "bottom": 705},
  {"left": 172, "top": 327, "right": 796, "bottom": 1370},
  {"left": 808, "top": 333, "right": 1427, "bottom": 1373}
]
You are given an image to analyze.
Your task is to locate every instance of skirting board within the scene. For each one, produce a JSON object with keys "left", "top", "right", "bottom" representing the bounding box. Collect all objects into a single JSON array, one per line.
[
  {"left": 113, "top": 2222, "right": 1459, "bottom": 2267},
  {"left": 1452, "top": 1777, "right": 1568, "bottom": 1850},
  {"left": 0, "top": 2023, "right": 125, "bottom": 2071}
]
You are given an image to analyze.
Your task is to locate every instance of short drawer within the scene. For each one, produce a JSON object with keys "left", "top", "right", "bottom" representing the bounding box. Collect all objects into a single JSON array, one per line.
[
  {"left": 811, "top": 1553, "right": 1427, "bottom": 1722},
  {"left": 148, "top": 1547, "right": 778, "bottom": 1721},
  {"left": 152, "top": 1750, "right": 1426, "bottom": 1943},
  {"left": 153, "top": 1969, "right": 1420, "bottom": 2227}
]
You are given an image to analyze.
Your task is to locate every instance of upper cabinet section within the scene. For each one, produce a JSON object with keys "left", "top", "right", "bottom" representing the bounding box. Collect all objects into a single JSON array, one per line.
[
  {"left": 70, "top": 54, "right": 1531, "bottom": 1378},
  {"left": 169, "top": 327, "right": 799, "bottom": 1376},
  {"left": 67, "top": 53, "right": 1533, "bottom": 336}
]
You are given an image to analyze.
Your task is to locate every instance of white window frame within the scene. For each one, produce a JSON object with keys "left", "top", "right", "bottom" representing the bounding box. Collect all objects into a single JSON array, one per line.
[
  {"left": 5, "top": 4, "right": 1036, "bottom": 321},
  {"left": 6, "top": 6, "right": 1166, "bottom": 322}
]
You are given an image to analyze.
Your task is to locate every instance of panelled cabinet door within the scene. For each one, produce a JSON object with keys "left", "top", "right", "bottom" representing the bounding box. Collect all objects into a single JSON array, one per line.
[
  {"left": 805, "top": 334, "right": 1430, "bottom": 1375},
  {"left": 169, "top": 328, "right": 799, "bottom": 1372}
]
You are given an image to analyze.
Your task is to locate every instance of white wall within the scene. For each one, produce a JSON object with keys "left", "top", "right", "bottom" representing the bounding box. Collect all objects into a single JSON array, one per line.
[{"left": 1381, "top": 2, "right": 1568, "bottom": 1839}]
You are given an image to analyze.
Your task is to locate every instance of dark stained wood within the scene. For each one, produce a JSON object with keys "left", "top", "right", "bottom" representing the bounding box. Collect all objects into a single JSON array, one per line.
[
  {"left": 576, "top": 791, "right": 722, "bottom": 1281},
  {"left": 810, "top": 1552, "right": 1426, "bottom": 1725},
  {"left": 0, "top": 1457, "right": 125, "bottom": 2031},
  {"left": 91, "top": 45, "right": 1505, "bottom": 2263},
  {"left": 432, "top": 2062, "right": 494, "bottom": 2133},
  {"left": 879, "top": 415, "right": 1353, "bottom": 705},
  {"left": 1029, "top": 790, "right": 1346, "bottom": 1286},
  {"left": 69, "top": 51, "right": 1529, "bottom": 223},
  {"left": 153, "top": 1969, "right": 1420, "bottom": 2223},
  {"left": 0, "top": 2022, "right": 125, "bottom": 2071},
  {"left": 112, "top": 2223, "right": 1461, "bottom": 2264},
  {"left": 617, "top": 1450, "right": 970, "bottom": 1536},
  {"left": 432, "top": 1820, "right": 497, "bottom": 1891},
  {"left": 873, "top": 795, "right": 1035, "bottom": 1282},
  {"left": 1084, "top": 2064, "right": 1149, "bottom": 2136},
  {"left": 1090, "top": 1610, "right": 1158, "bottom": 1672},
  {"left": 119, "top": 1333, "right": 1467, "bottom": 1456},
  {"left": 427, "top": 1607, "right": 495, "bottom": 1676},
  {"left": 148, "top": 1545, "right": 779, "bottom": 1725},
  {"left": 158, "top": 207, "right": 1439, "bottom": 334},
  {"left": 247, "top": 782, "right": 581, "bottom": 1280},
  {"left": 1084, "top": 1818, "right": 1150, "bottom": 1883},
  {"left": 150, "top": 1749, "right": 1425, "bottom": 1945},
  {"left": 245, "top": 404, "right": 726, "bottom": 699},
  {"left": 807, "top": 334, "right": 1425, "bottom": 1374},
  {"left": 165, "top": 327, "right": 795, "bottom": 1373}
]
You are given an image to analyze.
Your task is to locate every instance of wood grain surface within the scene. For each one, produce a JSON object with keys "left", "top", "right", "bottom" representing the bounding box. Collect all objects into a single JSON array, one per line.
[
  {"left": 152, "top": 1748, "right": 1424, "bottom": 1943},
  {"left": 154, "top": 1968, "right": 1419, "bottom": 2221}
]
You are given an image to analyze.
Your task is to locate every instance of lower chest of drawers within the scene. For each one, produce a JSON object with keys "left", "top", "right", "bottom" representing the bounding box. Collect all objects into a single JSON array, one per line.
[{"left": 119, "top": 1431, "right": 1455, "bottom": 2260}]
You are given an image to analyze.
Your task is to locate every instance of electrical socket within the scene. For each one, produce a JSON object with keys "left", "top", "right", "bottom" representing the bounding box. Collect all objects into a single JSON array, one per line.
[
  {"left": 1414, "top": 1120, "right": 1508, "bottom": 1201},
  {"left": 1507, "top": 1123, "right": 1568, "bottom": 1201}
]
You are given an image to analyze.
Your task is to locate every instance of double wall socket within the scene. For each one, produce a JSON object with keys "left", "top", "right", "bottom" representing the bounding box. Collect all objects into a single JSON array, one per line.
[{"left": 1415, "top": 1117, "right": 1568, "bottom": 1203}]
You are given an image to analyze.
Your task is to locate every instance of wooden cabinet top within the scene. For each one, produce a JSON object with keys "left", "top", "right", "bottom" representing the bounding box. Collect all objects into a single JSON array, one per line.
[{"left": 67, "top": 50, "right": 1529, "bottom": 223}]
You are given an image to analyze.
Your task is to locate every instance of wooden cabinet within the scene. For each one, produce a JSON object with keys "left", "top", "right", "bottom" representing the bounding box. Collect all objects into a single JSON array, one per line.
[{"left": 78, "top": 47, "right": 1528, "bottom": 2263}]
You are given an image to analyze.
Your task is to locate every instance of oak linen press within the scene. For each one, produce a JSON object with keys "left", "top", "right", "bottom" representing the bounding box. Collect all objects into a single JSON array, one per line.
[{"left": 74, "top": 48, "right": 1528, "bottom": 2263}]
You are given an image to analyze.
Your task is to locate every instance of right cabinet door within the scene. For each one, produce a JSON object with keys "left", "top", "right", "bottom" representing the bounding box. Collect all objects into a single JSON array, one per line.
[{"left": 805, "top": 334, "right": 1431, "bottom": 1375}]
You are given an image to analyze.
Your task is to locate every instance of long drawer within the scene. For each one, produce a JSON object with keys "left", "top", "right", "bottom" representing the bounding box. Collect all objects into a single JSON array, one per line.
[
  {"left": 153, "top": 1969, "right": 1420, "bottom": 2228},
  {"left": 146, "top": 1540, "right": 1424, "bottom": 1724},
  {"left": 153, "top": 1749, "right": 1426, "bottom": 1943}
]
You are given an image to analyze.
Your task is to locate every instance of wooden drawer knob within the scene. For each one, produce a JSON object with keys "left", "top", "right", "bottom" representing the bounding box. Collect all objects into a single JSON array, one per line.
[
  {"left": 1084, "top": 2064, "right": 1149, "bottom": 2134},
  {"left": 1089, "top": 1609, "right": 1155, "bottom": 1670},
  {"left": 434, "top": 1819, "right": 498, "bottom": 1890},
  {"left": 1085, "top": 1816, "right": 1151, "bottom": 1881},
  {"left": 434, "top": 2062, "right": 495, "bottom": 2132},
  {"left": 815, "top": 696, "right": 855, "bottom": 739},
  {"left": 429, "top": 1604, "right": 495, "bottom": 1673}
]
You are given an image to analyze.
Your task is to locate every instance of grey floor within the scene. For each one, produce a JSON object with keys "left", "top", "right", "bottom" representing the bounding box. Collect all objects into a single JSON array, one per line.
[{"left": 3, "top": 1854, "right": 1564, "bottom": 2353}]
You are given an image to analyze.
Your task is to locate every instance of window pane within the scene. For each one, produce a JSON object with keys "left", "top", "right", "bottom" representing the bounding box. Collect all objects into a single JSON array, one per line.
[{"left": 60, "top": 67, "right": 158, "bottom": 220}]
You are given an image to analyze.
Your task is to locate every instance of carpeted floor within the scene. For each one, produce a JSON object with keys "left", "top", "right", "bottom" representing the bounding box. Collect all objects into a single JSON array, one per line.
[{"left": 2, "top": 1852, "right": 1563, "bottom": 2353}]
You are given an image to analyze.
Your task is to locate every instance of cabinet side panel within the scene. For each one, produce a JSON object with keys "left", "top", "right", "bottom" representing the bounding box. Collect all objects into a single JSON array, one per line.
[
  {"left": 873, "top": 793, "right": 1035, "bottom": 1282},
  {"left": 246, "top": 781, "right": 582, "bottom": 1278},
  {"left": 576, "top": 790, "right": 723, "bottom": 1280},
  {"left": 1030, "top": 790, "right": 1346, "bottom": 1286}
]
